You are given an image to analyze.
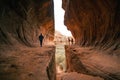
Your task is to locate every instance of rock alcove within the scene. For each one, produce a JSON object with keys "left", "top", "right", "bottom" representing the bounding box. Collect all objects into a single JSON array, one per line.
[{"left": 0, "top": 0, "right": 120, "bottom": 80}]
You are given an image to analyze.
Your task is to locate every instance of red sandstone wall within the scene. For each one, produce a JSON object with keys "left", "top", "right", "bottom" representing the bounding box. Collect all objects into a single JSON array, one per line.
[
  {"left": 63, "top": 0, "right": 120, "bottom": 50},
  {"left": 0, "top": 0, "right": 54, "bottom": 47}
]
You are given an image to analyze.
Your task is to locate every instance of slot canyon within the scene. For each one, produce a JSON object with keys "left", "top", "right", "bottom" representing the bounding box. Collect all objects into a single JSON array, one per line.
[{"left": 0, "top": 0, "right": 120, "bottom": 80}]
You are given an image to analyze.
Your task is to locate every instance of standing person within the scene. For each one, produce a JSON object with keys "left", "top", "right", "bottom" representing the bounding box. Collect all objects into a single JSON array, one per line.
[
  {"left": 39, "top": 33, "right": 44, "bottom": 47},
  {"left": 68, "top": 37, "right": 71, "bottom": 45},
  {"left": 71, "top": 38, "right": 74, "bottom": 45}
]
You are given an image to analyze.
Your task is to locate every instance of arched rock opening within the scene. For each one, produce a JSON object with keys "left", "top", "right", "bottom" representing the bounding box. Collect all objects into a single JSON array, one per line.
[
  {"left": 0, "top": 0, "right": 119, "bottom": 50},
  {"left": 0, "top": 0, "right": 120, "bottom": 80},
  {"left": 0, "top": 0, "right": 54, "bottom": 48}
]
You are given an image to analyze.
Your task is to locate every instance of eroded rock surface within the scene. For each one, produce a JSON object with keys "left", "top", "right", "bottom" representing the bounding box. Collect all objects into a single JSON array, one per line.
[
  {"left": 0, "top": 0, "right": 54, "bottom": 48},
  {"left": 0, "top": 0, "right": 56, "bottom": 80},
  {"left": 65, "top": 46, "right": 120, "bottom": 80},
  {"left": 63, "top": 0, "right": 120, "bottom": 50},
  {"left": 57, "top": 72, "right": 103, "bottom": 80},
  {"left": 0, "top": 0, "right": 120, "bottom": 80},
  {"left": 0, "top": 46, "right": 56, "bottom": 80},
  {"left": 62, "top": 1, "right": 120, "bottom": 79}
]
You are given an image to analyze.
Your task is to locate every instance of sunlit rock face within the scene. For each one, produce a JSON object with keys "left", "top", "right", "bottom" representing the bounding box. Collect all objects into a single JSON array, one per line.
[
  {"left": 63, "top": 0, "right": 120, "bottom": 50},
  {"left": 0, "top": 0, "right": 54, "bottom": 47}
]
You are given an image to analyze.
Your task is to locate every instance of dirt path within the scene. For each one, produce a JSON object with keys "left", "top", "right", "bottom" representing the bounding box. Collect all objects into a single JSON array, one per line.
[
  {"left": 0, "top": 46, "right": 55, "bottom": 80},
  {"left": 57, "top": 72, "right": 104, "bottom": 80}
]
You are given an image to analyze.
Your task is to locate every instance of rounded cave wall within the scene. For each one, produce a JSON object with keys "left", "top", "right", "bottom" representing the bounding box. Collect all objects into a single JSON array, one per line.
[
  {"left": 62, "top": 0, "right": 120, "bottom": 50},
  {"left": 0, "top": 0, "right": 54, "bottom": 48}
]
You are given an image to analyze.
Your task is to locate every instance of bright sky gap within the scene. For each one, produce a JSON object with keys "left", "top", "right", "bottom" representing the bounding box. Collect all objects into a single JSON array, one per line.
[{"left": 54, "top": 0, "right": 72, "bottom": 36}]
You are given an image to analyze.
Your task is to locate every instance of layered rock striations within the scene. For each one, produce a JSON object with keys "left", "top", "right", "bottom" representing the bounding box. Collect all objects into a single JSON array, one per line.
[
  {"left": 63, "top": 0, "right": 120, "bottom": 50},
  {"left": 65, "top": 46, "right": 120, "bottom": 80},
  {"left": 0, "top": 0, "right": 54, "bottom": 48},
  {"left": 0, "top": 0, "right": 55, "bottom": 80},
  {"left": 63, "top": 0, "right": 120, "bottom": 79}
]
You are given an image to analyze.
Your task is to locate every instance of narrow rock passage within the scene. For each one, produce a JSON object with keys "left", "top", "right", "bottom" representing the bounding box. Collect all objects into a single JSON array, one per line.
[
  {"left": 56, "top": 45, "right": 104, "bottom": 80},
  {"left": 55, "top": 44, "right": 66, "bottom": 80},
  {"left": 55, "top": 45, "right": 66, "bottom": 74}
]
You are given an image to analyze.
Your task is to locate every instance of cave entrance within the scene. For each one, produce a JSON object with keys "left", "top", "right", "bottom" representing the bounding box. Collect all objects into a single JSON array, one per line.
[{"left": 53, "top": 0, "right": 73, "bottom": 74}]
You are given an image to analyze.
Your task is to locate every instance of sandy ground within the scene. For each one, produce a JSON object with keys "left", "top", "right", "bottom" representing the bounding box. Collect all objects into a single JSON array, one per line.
[
  {"left": 57, "top": 72, "right": 104, "bottom": 80},
  {"left": 0, "top": 44, "right": 120, "bottom": 80},
  {"left": 0, "top": 45, "right": 55, "bottom": 80}
]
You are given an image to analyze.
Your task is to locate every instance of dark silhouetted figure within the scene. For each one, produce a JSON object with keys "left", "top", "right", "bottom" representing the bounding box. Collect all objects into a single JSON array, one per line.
[
  {"left": 68, "top": 37, "right": 71, "bottom": 45},
  {"left": 39, "top": 33, "right": 44, "bottom": 47},
  {"left": 71, "top": 38, "right": 74, "bottom": 45}
]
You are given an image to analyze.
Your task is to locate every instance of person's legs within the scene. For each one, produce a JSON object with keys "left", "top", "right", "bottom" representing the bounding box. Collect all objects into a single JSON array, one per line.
[{"left": 40, "top": 40, "right": 43, "bottom": 47}]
